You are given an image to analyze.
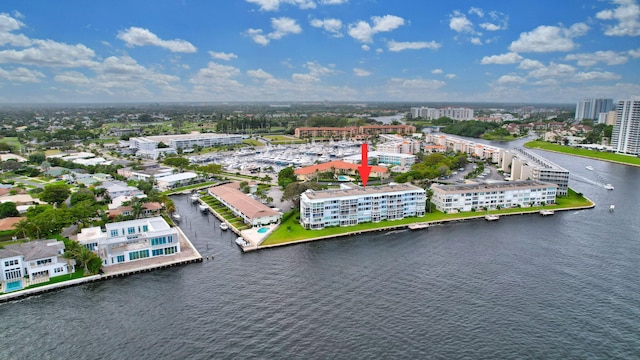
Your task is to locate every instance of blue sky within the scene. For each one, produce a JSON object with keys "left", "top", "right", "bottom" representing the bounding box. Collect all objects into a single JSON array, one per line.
[{"left": 0, "top": 0, "right": 639, "bottom": 104}]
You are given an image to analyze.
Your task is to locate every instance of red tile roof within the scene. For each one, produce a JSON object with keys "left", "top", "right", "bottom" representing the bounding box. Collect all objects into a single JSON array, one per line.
[{"left": 294, "top": 160, "right": 388, "bottom": 175}]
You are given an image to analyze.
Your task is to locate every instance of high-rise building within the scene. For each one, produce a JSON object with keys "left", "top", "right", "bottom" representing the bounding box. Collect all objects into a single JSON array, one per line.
[
  {"left": 575, "top": 98, "right": 614, "bottom": 121},
  {"left": 611, "top": 97, "right": 640, "bottom": 155}
]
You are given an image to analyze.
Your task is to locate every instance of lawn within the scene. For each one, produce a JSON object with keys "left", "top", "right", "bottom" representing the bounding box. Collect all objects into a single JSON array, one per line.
[
  {"left": 1, "top": 137, "right": 22, "bottom": 151},
  {"left": 525, "top": 141, "right": 640, "bottom": 166},
  {"left": 242, "top": 139, "right": 263, "bottom": 146},
  {"left": 261, "top": 190, "right": 593, "bottom": 246}
]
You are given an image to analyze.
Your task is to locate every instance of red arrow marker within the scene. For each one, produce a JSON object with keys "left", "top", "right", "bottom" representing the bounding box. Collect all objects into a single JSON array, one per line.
[{"left": 357, "top": 143, "right": 372, "bottom": 188}]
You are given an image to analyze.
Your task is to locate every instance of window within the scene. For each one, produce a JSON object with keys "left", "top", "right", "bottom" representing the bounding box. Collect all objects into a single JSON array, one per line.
[
  {"left": 110, "top": 230, "right": 119, "bottom": 237},
  {"left": 152, "top": 249, "right": 163, "bottom": 256},
  {"left": 117, "top": 255, "right": 125, "bottom": 263},
  {"left": 127, "top": 227, "right": 135, "bottom": 235},
  {"left": 168, "top": 235, "right": 173, "bottom": 243},
  {"left": 142, "top": 225, "right": 148, "bottom": 232},
  {"left": 36, "top": 258, "right": 52, "bottom": 266}
]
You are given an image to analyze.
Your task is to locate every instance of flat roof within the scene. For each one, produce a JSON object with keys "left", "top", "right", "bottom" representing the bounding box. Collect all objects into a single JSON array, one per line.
[
  {"left": 302, "top": 183, "right": 424, "bottom": 201},
  {"left": 146, "top": 133, "right": 241, "bottom": 143},
  {"left": 431, "top": 180, "right": 556, "bottom": 194},
  {"left": 156, "top": 172, "right": 197, "bottom": 182}
]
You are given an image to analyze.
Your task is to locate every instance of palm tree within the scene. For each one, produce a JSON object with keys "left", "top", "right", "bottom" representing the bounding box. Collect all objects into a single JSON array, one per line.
[
  {"left": 61, "top": 250, "right": 75, "bottom": 278},
  {"left": 77, "top": 247, "right": 93, "bottom": 275}
]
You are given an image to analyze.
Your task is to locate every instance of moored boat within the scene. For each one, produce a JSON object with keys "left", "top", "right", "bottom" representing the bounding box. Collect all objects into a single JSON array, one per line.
[
  {"left": 540, "top": 210, "right": 554, "bottom": 216},
  {"left": 199, "top": 204, "right": 208, "bottom": 213},
  {"left": 219, "top": 222, "right": 229, "bottom": 231},
  {"left": 408, "top": 223, "right": 430, "bottom": 230},
  {"left": 609, "top": 204, "right": 615, "bottom": 212},
  {"left": 484, "top": 214, "right": 500, "bottom": 221}
]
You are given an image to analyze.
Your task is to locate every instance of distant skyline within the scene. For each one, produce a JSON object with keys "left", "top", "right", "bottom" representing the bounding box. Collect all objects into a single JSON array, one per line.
[{"left": 0, "top": 0, "right": 639, "bottom": 104}]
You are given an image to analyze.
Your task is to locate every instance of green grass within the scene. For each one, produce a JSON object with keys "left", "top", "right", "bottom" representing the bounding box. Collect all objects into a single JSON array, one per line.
[
  {"left": 163, "top": 181, "right": 218, "bottom": 195},
  {"left": 23, "top": 269, "right": 86, "bottom": 290},
  {"left": 261, "top": 189, "right": 593, "bottom": 246},
  {"left": 1, "top": 137, "right": 22, "bottom": 151},
  {"left": 242, "top": 139, "right": 263, "bottom": 146},
  {"left": 525, "top": 140, "right": 640, "bottom": 166},
  {"left": 481, "top": 134, "right": 521, "bottom": 141}
]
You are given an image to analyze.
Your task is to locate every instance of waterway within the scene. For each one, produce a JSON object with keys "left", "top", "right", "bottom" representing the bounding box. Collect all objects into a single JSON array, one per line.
[{"left": 1, "top": 142, "right": 639, "bottom": 359}]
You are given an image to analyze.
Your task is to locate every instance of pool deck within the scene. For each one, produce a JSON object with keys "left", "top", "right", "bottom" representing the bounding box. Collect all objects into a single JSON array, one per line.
[{"left": 0, "top": 226, "right": 203, "bottom": 303}]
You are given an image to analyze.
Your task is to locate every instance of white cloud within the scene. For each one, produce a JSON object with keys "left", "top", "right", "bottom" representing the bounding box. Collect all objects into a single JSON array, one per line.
[
  {"left": 480, "top": 52, "right": 523, "bottom": 64},
  {"left": 431, "top": 69, "right": 443, "bottom": 74},
  {"left": 596, "top": 0, "right": 640, "bottom": 36},
  {"left": 509, "top": 23, "right": 589, "bottom": 52},
  {"left": 353, "top": 68, "right": 371, "bottom": 77},
  {"left": 209, "top": 51, "right": 238, "bottom": 61},
  {"left": 0, "top": 39, "right": 97, "bottom": 68},
  {"left": 0, "top": 66, "right": 45, "bottom": 83},
  {"left": 470, "top": 37, "right": 482, "bottom": 45},
  {"left": 387, "top": 40, "right": 441, "bottom": 52},
  {"left": 348, "top": 15, "right": 405, "bottom": 43},
  {"left": 449, "top": 11, "right": 474, "bottom": 33},
  {"left": 54, "top": 71, "right": 90, "bottom": 84},
  {"left": 518, "top": 59, "right": 544, "bottom": 70},
  {"left": 629, "top": 48, "right": 640, "bottom": 57},
  {"left": 375, "top": 48, "right": 384, "bottom": 54},
  {"left": 469, "top": 7, "right": 484, "bottom": 17},
  {"left": 310, "top": 18, "right": 343, "bottom": 37},
  {"left": 117, "top": 27, "right": 197, "bottom": 53},
  {"left": 247, "top": 68, "right": 274, "bottom": 80},
  {"left": 0, "top": 13, "right": 30, "bottom": 47},
  {"left": 361, "top": 45, "right": 370, "bottom": 51},
  {"left": 246, "top": 17, "right": 302, "bottom": 45},
  {"left": 497, "top": 75, "right": 527, "bottom": 84},
  {"left": 445, "top": 74, "right": 456, "bottom": 79},
  {"left": 573, "top": 71, "right": 621, "bottom": 81},
  {"left": 528, "top": 62, "right": 576, "bottom": 78},
  {"left": 564, "top": 50, "right": 629, "bottom": 66},
  {"left": 245, "top": 0, "right": 346, "bottom": 11},
  {"left": 480, "top": 22, "right": 501, "bottom": 31},
  {"left": 388, "top": 77, "right": 446, "bottom": 89}
]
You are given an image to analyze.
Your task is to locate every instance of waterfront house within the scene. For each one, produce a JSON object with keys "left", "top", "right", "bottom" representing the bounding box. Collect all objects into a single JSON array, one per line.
[
  {"left": 77, "top": 217, "right": 180, "bottom": 266},
  {"left": 0, "top": 239, "right": 75, "bottom": 292}
]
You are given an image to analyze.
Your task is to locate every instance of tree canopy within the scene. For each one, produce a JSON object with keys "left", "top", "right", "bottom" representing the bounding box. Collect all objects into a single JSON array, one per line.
[
  {"left": 0, "top": 201, "right": 18, "bottom": 218},
  {"left": 278, "top": 166, "right": 297, "bottom": 188},
  {"left": 40, "top": 183, "right": 71, "bottom": 206}
]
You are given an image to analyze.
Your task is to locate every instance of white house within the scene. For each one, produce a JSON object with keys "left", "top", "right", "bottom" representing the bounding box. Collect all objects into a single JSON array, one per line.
[
  {"left": 77, "top": 217, "right": 180, "bottom": 267},
  {"left": 155, "top": 172, "right": 198, "bottom": 191},
  {"left": 0, "top": 240, "right": 75, "bottom": 293}
]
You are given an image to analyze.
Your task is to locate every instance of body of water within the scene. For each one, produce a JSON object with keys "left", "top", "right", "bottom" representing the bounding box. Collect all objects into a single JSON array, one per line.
[{"left": 1, "top": 143, "right": 639, "bottom": 359}]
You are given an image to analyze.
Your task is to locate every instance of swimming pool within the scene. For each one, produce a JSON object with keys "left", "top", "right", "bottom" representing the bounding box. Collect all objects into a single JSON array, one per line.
[
  {"left": 5, "top": 280, "right": 23, "bottom": 292},
  {"left": 337, "top": 175, "right": 352, "bottom": 181},
  {"left": 257, "top": 227, "right": 268, "bottom": 234}
]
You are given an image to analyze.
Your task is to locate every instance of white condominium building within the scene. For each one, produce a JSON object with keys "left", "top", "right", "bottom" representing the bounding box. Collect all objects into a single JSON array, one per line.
[
  {"left": 430, "top": 180, "right": 557, "bottom": 213},
  {"left": 77, "top": 217, "right": 180, "bottom": 266},
  {"left": 498, "top": 148, "right": 570, "bottom": 196},
  {"left": 575, "top": 98, "right": 614, "bottom": 121},
  {"left": 411, "top": 106, "right": 474, "bottom": 120},
  {"left": 129, "top": 133, "right": 243, "bottom": 159},
  {"left": 611, "top": 97, "right": 640, "bottom": 155},
  {"left": 300, "top": 183, "right": 426, "bottom": 230}
]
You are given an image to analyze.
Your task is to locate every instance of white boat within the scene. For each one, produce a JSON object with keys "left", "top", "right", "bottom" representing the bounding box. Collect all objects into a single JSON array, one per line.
[
  {"left": 199, "top": 204, "right": 208, "bottom": 213},
  {"left": 235, "top": 237, "right": 248, "bottom": 247},
  {"left": 189, "top": 194, "right": 200, "bottom": 203},
  {"left": 604, "top": 183, "right": 614, "bottom": 190},
  {"left": 585, "top": 165, "right": 594, "bottom": 171},
  {"left": 540, "top": 210, "right": 555, "bottom": 216},
  {"left": 219, "top": 222, "right": 229, "bottom": 231},
  {"left": 609, "top": 204, "right": 615, "bottom": 212},
  {"left": 408, "top": 223, "right": 430, "bottom": 230},
  {"left": 484, "top": 214, "right": 500, "bottom": 221},
  {"left": 172, "top": 213, "right": 181, "bottom": 221}
]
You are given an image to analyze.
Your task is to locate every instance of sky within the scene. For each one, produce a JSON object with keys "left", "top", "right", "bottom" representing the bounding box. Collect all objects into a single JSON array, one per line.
[{"left": 0, "top": 0, "right": 639, "bottom": 104}]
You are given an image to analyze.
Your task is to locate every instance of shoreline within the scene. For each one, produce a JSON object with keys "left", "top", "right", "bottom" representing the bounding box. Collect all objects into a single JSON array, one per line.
[
  {"left": 256, "top": 201, "right": 595, "bottom": 251},
  {"left": 525, "top": 144, "right": 640, "bottom": 168},
  {"left": 0, "top": 226, "right": 203, "bottom": 303}
]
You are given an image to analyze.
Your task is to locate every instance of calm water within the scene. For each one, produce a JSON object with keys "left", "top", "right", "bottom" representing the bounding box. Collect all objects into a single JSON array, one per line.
[{"left": 1, "top": 148, "right": 639, "bottom": 359}]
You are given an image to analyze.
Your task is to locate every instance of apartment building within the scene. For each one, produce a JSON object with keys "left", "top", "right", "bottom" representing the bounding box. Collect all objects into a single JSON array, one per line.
[
  {"left": 498, "top": 148, "right": 569, "bottom": 196},
  {"left": 611, "top": 97, "right": 640, "bottom": 155},
  {"left": 430, "top": 180, "right": 557, "bottom": 213},
  {"left": 300, "top": 183, "right": 426, "bottom": 229}
]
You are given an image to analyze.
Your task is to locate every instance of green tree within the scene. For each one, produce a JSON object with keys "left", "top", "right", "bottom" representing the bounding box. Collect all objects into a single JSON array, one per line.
[
  {"left": 163, "top": 157, "right": 190, "bottom": 169},
  {"left": 0, "top": 201, "right": 19, "bottom": 218},
  {"left": 281, "top": 182, "right": 323, "bottom": 208},
  {"left": 69, "top": 188, "right": 96, "bottom": 206},
  {"left": 28, "top": 152, "right": 46, "bottom": 164},
  {"left": 278, "top": 166, "right": 297, "bottom": 188},
  {"left": 40, "top": 183, "right": 71, "bottom": 207}
]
